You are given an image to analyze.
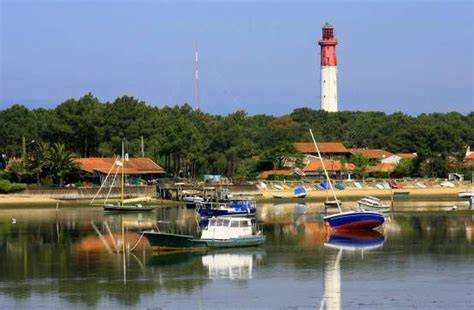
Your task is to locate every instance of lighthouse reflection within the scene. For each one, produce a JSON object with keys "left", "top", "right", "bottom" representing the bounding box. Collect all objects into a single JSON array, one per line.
[
  {"left": 321, "top": 230, "right": 385, "bottom": 310},
  {"left": 202, "top": 250, "right": 265, "bottom": 280}
]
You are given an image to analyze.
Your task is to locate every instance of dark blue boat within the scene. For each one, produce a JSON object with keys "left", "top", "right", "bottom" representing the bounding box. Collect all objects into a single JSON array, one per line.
[
  {"left": 197, "top": 199, "right": 256, "bottom": 217},
  {"left": 294, "top": 186, "right": 307, "bottom": 198},
  {"left": 323, "top": 211, "right": 385, "bottom": 231}
]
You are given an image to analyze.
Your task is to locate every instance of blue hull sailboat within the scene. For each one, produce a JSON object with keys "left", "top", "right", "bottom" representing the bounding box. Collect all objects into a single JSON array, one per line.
[
  {"left": 323, "top": 211, "right": 384, "bottom": 231},
  {"left": 309, "top": 129, "right": 384, "bottom": 231}
]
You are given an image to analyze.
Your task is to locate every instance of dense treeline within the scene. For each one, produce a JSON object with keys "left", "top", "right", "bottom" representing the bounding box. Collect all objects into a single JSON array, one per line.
[{"left": 1, "top": 93, "right": 473, "bottom": 178}]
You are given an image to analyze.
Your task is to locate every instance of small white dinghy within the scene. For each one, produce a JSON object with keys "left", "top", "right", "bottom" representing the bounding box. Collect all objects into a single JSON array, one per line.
[{"left": 357, "top": 196, "right": 390, "bottom": 212}]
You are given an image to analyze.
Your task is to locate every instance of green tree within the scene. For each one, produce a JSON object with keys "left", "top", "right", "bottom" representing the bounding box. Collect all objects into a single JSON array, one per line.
[
  {"left": 28, "top": 142, "right": 52, "bottom": 186},
  {"left": 351, "top": 154, "right": 370, "bottom": 182},
  {"left": 394, "top": 158, "right": 415, "bottom": 177},
  {"left": 262, "top": 142, "right": 303, "bottom": 170},
  {"left": 49, "top": 143, "right": 77, "bottom": 187}
]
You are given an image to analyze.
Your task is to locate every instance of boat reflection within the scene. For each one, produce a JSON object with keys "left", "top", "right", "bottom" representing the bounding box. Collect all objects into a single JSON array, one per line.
[
  {"left": 325, "top": 230, "right": 385, "bottom": 251},
  {"left": 321, "top": 230, "right": 385, "bottom": 310},
  {"left": 147, "top": 249, "right": 265, "bottom": 281},
  {"left": 202, "top": 249, "right": 265, "bottom": 280}
]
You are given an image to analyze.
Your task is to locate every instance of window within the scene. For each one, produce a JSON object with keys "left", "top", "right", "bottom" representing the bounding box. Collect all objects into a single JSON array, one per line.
[{"left": 240, "top": 221, "right": 249, "bottom": 227}]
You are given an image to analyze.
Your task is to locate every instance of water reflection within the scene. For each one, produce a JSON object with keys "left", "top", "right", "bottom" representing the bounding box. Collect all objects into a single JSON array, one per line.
[
  {"left": 322, "top": 230, "right": 385, "bottom": 310},
  {"left": 202, "top": 249, "right": 265, "bottom": 280},
  {"left": 146, "top": 248, "right": 265, "bottom": 283},
  {"left": 325, "top": 230, "right": 385, "bottom": 251},
  {"left": 0, "top": 203, "right": 473, "bottom": 308}
]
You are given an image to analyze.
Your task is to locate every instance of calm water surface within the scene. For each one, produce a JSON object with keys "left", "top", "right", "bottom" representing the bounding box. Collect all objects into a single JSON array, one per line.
[{"left": 0, "top": 203, "right": 472, "bottom": 309}]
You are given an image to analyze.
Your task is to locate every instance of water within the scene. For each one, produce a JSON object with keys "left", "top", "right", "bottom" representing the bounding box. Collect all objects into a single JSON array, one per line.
[{"left": 0, "top": 203, "right": 472, "bottom": 309}]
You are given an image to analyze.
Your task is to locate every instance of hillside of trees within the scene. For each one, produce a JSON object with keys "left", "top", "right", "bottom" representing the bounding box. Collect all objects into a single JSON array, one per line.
[{"left": 1, "top": 93, "right": 473, "bottom": 180}]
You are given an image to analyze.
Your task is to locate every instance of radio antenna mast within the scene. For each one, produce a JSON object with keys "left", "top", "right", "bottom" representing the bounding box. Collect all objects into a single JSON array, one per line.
[{"left": 194, "top": 42, "right": 200, "bottom": 110}]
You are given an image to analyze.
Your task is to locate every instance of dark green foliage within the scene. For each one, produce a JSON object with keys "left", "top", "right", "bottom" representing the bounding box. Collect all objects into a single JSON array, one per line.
[
  {"left": 0, "top": 179, "right": 27, "bottom": 193},
  {"left": 0, "top": 95, "right": 472, "bottom": 179},
  {"left": 351, "top": 154, "right": 370, "bottom": 181}
]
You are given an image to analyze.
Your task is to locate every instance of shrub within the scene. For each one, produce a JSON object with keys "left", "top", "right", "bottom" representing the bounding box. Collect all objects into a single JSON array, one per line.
[{"left": 0, "top": 179, "right": 27, "bottom": 193}]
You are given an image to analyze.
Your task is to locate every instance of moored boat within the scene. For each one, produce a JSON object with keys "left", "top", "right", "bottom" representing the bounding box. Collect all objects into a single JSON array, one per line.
[
  {"left": 458, "top": 191, "right": 474, "bottom": 199},
  {"left": 91, "top": 141, "right": 157, "bottom": 213},
  {"left": 197, "top": 199, "right": 256, "bottom": 217},
  {"left": 103, "top": 203, "right": 155, "bottom": 212},
  {"left": 323, "top": 211, "right": 385, "bottom": 231},
  {"left": 357, "top": 196, "right": 390, "bottom": 212},
  {"left": 294, "top": 186, "right": 307, "bottom": 198},
  {"left": 308, "top": 129, "right": 384, "bottom": 231},
  {"left": 143, "top": 217, "right": 266, "bottom": 251}
]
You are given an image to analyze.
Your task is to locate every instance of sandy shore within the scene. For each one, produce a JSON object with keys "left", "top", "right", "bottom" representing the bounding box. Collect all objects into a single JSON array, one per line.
[
  {"left": 0, "top": 194, "right": 60, "bottom": 205},
  {"left": 258, "top": 186, "right": 464, "bottom": 200}
]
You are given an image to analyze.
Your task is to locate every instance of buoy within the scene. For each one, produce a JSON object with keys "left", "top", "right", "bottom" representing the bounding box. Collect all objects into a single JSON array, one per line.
[{"left": 452, "top": 205, "right": 457, "bottom": 211}]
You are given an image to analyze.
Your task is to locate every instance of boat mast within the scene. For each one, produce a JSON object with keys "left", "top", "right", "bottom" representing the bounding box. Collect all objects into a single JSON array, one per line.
[
  {"left": 121, "top": 140, "right": 124, "bottom": 204},
  {"left": 309, "top": 129, "right": 342, "bottom": 212}
]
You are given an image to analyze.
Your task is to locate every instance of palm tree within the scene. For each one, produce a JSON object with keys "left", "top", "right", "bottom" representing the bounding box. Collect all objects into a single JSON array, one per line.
[
  {"left": 49, "top": 143, "right": 77, "bottom": 187},
  {"left": 28, "top": 142, "right": 51, "bottom": 186}
]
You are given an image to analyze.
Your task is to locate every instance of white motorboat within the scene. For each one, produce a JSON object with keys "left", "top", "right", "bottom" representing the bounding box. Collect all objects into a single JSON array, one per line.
[
  {"left": 143, "top": 217, "right": 266, "bottom": 251},
  {"left": 357, "top": 196, "right": 390, "bottom": 212},
  {"left": 458, "top": 191, "right": 474, "bottom": 198}
]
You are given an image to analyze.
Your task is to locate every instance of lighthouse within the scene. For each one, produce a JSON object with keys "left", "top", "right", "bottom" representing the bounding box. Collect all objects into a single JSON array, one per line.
[{"left": 318, "top": 22, "right": 338, "bottom": 112}]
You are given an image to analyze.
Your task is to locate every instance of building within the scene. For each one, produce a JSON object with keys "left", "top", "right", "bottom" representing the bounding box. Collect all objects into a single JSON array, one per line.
[
  {"left": 381, "top": 153, "right": 417, "bottom": 164},
  {"left": 294, "top": 142, "right": 350, "bottom": 160},
  {"left": 318, "top": 22, "right": 338, "bottom": 112},
  {"left": 349, "top": 148, "right": 394, "bottom": 162},
  {"left": 465, "top": 146, "right": 474, "bottom": 168},
  {"left": 302, "top": 159, "right": 354, "bottom": 179},
  {"left": 257, "top": 169, "right": 302, "bottom": 180},
  {"left": 75, "top": 157, "right": 165, "bottom": 185}
]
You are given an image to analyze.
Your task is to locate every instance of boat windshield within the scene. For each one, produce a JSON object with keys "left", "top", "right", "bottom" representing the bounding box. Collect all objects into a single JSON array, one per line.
[
  {"left": 214, "top": 218, "right": 231, "bottom": 227},
  {"left": 240, "top": 220, "right": 250, "bottom": 227}
]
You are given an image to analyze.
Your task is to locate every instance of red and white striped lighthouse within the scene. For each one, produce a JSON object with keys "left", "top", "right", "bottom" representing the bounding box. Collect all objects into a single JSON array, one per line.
[{"left": 318, "top": 22, "right": 338, "bottom": 112}]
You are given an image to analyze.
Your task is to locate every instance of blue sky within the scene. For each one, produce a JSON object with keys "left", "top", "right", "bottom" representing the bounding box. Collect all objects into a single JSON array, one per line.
[{"left": 1, "top": 0, "right": 472, "bottom": 115}]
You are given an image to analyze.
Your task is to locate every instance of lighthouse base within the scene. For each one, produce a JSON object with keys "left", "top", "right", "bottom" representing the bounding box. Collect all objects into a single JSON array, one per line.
[{"left": 321, "top": 66, "right": 338, "bottom": 112}]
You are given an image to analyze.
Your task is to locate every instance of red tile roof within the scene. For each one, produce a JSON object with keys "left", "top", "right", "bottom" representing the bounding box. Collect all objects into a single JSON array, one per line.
[
  {"left": 75, "top": 157, "right": 165, "bottom": 175},
  {"left": 257, "top": 170, "right": 294, "bottom": 179},
  {"left": 397, "top": 153, "right": 417, "bottom": 159},
  {"left": 466, "top": 153, "right": 474, "bottom": 160},
  {"left": 294, "top": 142, "right": 349, "bottom": 154},
  {"left": 349, "top": 148, "right": 394, "bottom": 159},
  {"left": 303, "top": 159, "right": 355, "bottom": 172}
]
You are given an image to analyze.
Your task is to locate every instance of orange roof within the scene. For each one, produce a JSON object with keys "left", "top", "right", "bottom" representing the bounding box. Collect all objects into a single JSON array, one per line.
[
  {"left": 294, "top": 142, "right": 349, "bottom": 154},
  {"left": 397, "top": 153, "right": 417, "bottom": 159},
  {"left": 466, "top": 154, "right": 474, "bottom": 160},
  {"left": 75, "top": 157, "right": 165, "bottom": 175},
  {"left": 257, "top": 170, "right": 294, "bottom": 179},
  {"left": 366, "top": 163, "right": 396, "bottom": 173},
  {"left": 349, "top": 148, "right": 394, "bottom": 159},
  {"left": 303, "top": 159, "right": 355, "bottom": 172}
]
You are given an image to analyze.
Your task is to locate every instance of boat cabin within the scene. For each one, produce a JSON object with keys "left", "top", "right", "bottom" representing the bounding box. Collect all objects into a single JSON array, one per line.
[{"left": 201, "top": 217, "right": 255, "bottom": 240}]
